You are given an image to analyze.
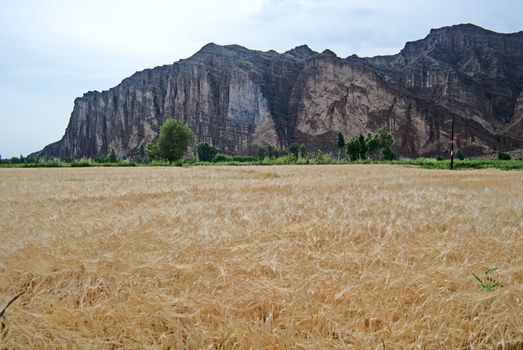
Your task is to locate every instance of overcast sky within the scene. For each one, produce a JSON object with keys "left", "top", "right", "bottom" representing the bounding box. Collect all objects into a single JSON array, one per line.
[{"left": 1, "top": 0, "right": 522, "bottom": 158}]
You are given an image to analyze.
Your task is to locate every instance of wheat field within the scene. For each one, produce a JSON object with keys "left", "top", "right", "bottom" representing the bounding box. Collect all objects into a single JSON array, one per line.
[{"left": 0, "top": 165, "right": 522, "bottom": 349}]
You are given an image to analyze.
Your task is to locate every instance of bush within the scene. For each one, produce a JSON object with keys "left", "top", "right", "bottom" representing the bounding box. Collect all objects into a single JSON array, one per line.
[
  {"left": 231, "top": 155, "right": 256, "bottom": 162},
  {"left": 315, "top": 151, "right": 335, "bottom": 164},
  {"left": 108, "top": 149, "right": 117, "bottom": 163},
  {"left": 147, "top": 143, "right": 160, "bottom": 161},
  {"left": 498, "top": 152, "right": 511, "bottom": 160},
  {"left": 299, "top": 144, "right": 307, "bottom": 158},
  {"left": 257, "top": 146, "right": 266, "bottom": 162},
  {"left": 70, "top": 159, "right": 92, "bottom": 167},
  {"left": 289, "top": 143, "right": 300, "bottom": 159},
  {"left": 118, "top": 160, "right": 136, "bottom": 167},
  {"left": 148, "top": 160, "right": 170, "bottom": 166},
  {"left": 196, "top": 143, "right": 220, "bottom": 162},
  {"left": 213, "top": 154, "right": 233, "bottom": 163}
]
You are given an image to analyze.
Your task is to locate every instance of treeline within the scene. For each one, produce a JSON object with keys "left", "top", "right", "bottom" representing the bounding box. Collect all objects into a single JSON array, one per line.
[
  {"left": 338, "top": 127, "right": 395, "bottom": 161},
  {"left": 3, "top": 117, "right": 517, "bottom": 167},
  {"left": 0, "top": 126, "right": 402, "bottom": 166},
  {"left": 190, "top": 128, "right": 397, "bottom": 164}
]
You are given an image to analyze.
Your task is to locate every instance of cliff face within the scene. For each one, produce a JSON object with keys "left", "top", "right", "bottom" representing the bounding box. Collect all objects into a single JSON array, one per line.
[{"left": 33, "top": 24, "right": 523, "bottom": 159}]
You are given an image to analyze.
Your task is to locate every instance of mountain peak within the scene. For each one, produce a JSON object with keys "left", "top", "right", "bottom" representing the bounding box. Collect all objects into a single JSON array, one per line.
[
  {"left": 285, "top": 45, "right": 316, "bottom": 59},
  {"left": 428, "top": 23, "right": 495, "bottom": 36},
  {"left": 321, "top": 49, "right": 337, "bottom": 58},
  {"left": 200, "top": 42, "right": 223, "bottom": 51}
]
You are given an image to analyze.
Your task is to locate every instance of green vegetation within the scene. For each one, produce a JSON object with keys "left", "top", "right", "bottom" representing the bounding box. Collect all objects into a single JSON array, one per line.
[
  {"left": 387, "top": 158, "right": 523, "bottom": 170},
  {"left": 289, "top": 142, "right": 300, "bottom": 159},
  {"left": 196, "top": 143, "right": 220, "bottom": 162},
  {"left": 108, "top": 149, "right": 118, "bottom": 163},
  {"left": 257, "top": 146, "right": 266, "bottom": 163},
  {"left": 472, "top": 268, "right": 504, "bottom": 292},
  {"left": 2, "top": 123, "right": 522, "bottom": 170},
  {"left": 336, "top": 132, "right": 345, "bottom": 159},
  {"left": 1, "top": 155, "right": 522, "bottom": 170},
  {"left": 148, "top": 118, "right": 195, "bottom": 163},
  {"left": 498, "top": 152, "right": 511, "bottom": 160},
  {"left": 347, "top": 127, "right": 395, "bottom": 161},
  {"left": 299, "top": 144, "right": 307, "bottom": 158},
  {"left": 0, "top": 159, "right": 137, "bottom": 168}
]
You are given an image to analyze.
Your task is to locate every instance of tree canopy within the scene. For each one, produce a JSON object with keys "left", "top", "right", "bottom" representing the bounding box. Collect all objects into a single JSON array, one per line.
[
  {"left": 196, "top": 142, "right": 220, "bottom": 162},
  {"left": 346, "top": 127, "right": 395, "bottom": 161},
  {"left": 149, "top": 119, "right": 195, "bottom": 163}
]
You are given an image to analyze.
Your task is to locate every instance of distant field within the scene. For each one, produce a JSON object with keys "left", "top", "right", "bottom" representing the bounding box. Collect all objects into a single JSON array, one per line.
[{"left": 0, "top": 166, "right": 522, "bottom": 348}]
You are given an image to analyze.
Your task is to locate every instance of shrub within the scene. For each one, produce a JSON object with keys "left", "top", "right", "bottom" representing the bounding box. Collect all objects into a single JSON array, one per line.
[
  {"left": 108, "top": 149, "right": 117, "bottom": 163},
  {"left": 498, "top": 152, "right": 511, "bottom": 160},
  {"left": 70, "top": 159, "right": 92, "bottom": 167},
  {"left": 213, "top": 154, "right": 233, "bottom": 163},
  {"left": 289, "top": 143, "right": 300, "bottom": 159},
  {"left": 196, "top": 143, "right": 220, "bottom": 162},
  {"left": 231, "top": 155, "right": 256, "bottom": 162},
  {"left": 257, "top": 146, "right": 266, "bottom": 162},
  {"left": 299, "top": 144, "right": 307, "bottom": 158}
]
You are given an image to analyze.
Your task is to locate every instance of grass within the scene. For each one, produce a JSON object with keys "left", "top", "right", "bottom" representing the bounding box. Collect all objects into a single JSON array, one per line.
[
  {"left": 0, "top": 165, "right": 522, "bottom": 348},
  {"left": 2, "top": 157, "right": 522, "bottom": 170},
  {"left": 388, "top": 158, "right": 523, "bottom": 170}
]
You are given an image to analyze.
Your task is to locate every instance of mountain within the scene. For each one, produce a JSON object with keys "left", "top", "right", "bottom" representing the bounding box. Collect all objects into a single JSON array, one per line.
[{"left": 32, "top": 24, "right": 523, "bottom": 160}]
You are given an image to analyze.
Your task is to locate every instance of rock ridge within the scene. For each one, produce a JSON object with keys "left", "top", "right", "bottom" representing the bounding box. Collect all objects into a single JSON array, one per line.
[{"left": 32, "top": 24, "right": 523, "bottom": 159}]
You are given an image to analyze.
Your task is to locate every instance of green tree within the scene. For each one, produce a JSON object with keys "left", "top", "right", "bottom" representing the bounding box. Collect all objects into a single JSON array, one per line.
[
  {"left": 299, "top": 144, "right": 307, "bottom": 158},
  {"left": 196, "top": 142, "right": 219, "bottom": 162},
  {"left": 147, "top": 143, "right": 160, "bottom": 161},
  {"left": 336, "top": 133, "right": 345, "bottom": 159},
  {"left": 108, "top": 149, "right": 117, "bottom": 163},
  {"left": 376, "top": 127, "right": 394, "bottom": 160},
  {"left": 456, "top": 150, "right": 464, "bottom": 160},
  {"left": 376, "top": 127, "right": 393, "bottom": 149},
  {"left": 498, "top": 152, "right": 511, "bottom": 160},
  {"left": 156, "top": 119, "right": 195, "bottom": 163},
  {"left": 257, "top": 145, "right": 266, "bottom": 163},
  {"left": 382, "top": 146, "right": 395, "bottom": 161},
  {"left": 139, "top": 144, "right": 146, "bottom": 162},
  {"left": 289, "top": 142, "right": 300, "bottom": 159},
  {"left": 366, "top": 135, "right": 380, "bottom": 159},
  {"left": 358, "top": 134, "right": 367, "bottom": 160},
  {"left": 347, "top": 139, "right": 360, "bottom": 161},
  {"left": 266, "top": 145, "right": 274, "bottom": 159}
]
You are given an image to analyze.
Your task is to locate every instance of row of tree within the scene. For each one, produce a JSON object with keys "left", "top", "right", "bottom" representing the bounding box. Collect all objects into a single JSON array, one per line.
[
  {"left": 256, "top": 143, "right": 307, "bottom": 161},
  {"left": 1, "top": 118, "right": 399, "bottom": 165},
  {"left": 337, "top": 127, "right": 395, "bottom": 161},
  {"left": 138, "top": 118, "right": 398, "bottom": 163}
]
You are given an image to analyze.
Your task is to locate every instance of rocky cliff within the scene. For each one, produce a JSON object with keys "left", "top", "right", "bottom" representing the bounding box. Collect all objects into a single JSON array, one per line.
[{"left": 33, "top": 24, "right": 523, "bottom": 159}]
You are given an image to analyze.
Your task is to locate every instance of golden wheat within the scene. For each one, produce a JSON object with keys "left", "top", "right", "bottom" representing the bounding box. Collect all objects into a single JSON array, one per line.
[{"left": 0, "top": 165, "right": 522, "bottom": 349}]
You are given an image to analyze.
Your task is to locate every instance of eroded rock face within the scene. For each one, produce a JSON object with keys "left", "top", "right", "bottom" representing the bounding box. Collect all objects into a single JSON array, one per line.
[
  {"left": 291, "top": 53, "right": 501, "bottom": 157},
  {"left": 33, "top": 24, "right": 523, "bottom": 159}
]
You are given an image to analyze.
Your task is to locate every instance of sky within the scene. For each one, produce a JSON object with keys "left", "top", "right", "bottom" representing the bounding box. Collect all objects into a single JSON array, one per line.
[{"left": 1, "top": 0, "right": 522, "bottom": 158}]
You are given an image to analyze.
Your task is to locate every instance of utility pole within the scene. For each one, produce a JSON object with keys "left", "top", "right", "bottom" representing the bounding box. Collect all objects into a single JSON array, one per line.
[{"left": 450, "top": 117, "right": 455, "bottom": 170}]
